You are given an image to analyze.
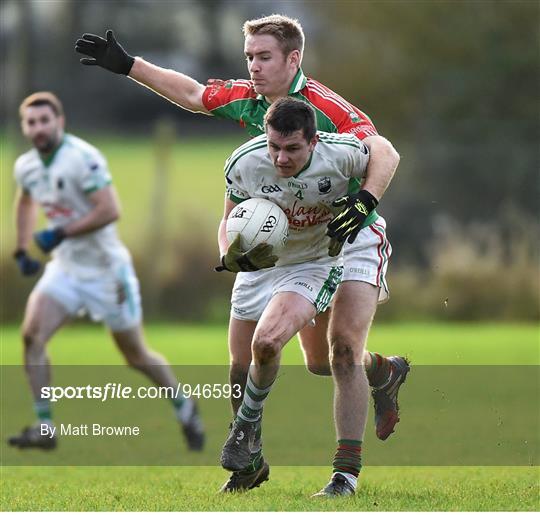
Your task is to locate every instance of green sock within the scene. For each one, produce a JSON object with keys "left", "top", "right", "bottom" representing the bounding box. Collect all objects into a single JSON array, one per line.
[
  {"left": 237, "top": 374, "right": 272, "bottom": 423},
  {"left": 332, "top": 439, "right": 362, "bottom": 477},
  {"left": 34, "top": 400, "right": 52, "bottom": 423}
]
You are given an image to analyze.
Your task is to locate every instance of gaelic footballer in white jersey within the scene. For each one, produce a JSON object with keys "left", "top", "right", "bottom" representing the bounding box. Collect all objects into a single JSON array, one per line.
[
  {"left": 14, "top": 134, "right": 131, "bottom": 281},
  {"left": 225, "top": 131, "right": 371, "bottom": 267}
]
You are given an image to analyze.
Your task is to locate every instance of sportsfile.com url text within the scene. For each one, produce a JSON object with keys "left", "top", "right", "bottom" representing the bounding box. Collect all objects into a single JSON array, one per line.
[{"left": 40, "top": 383, "right": 242, "bottom": 402}]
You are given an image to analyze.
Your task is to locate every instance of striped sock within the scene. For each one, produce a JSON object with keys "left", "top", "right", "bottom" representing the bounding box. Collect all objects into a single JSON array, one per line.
[
  {"left": 34, "top": 400, "right": 52, "bottom": 425},
  {"left": 366, "top": 352, "right": 392, "bottom": 388},
  {"left": 333, "top": 439, "right": 362, "bottom": 479},
  {"left": 237, "top": 373, "right": 272, "bottom": 423}
]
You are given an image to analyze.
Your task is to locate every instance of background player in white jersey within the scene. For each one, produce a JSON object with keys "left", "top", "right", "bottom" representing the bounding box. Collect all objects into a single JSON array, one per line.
[
  {"left": 8, "top": 92, "right": 204, "bottom": 452},
  {"left": 217, "top": 98, "right": 395, "bottom": 497}
]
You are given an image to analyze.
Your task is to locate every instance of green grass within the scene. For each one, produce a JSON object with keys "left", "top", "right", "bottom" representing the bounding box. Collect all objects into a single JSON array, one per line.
[
  {"left": 2, "top": 322, "right": 538, "bottom": 365},
  {"left": 2, "top": 466, "right": 538, "bottom": 511},
  {"left": 1, "top": 323, "right": 538, "bottom": 510}
]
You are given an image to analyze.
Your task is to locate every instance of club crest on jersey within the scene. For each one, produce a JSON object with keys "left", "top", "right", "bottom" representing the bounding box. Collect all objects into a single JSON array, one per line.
[
  {"left": 56, "top": 178, "right": 64, "bottom": 189},
  {"left": 318, "top": 177, "right": 331, "bottom": 194},
  {"left": 349, "top": 111, "right": 360, "bottom": 123}
]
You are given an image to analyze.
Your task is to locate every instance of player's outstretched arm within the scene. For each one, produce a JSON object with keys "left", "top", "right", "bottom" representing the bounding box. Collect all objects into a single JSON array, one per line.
[{"left": 75, "top": 30, "right": 209, "bottom": 114}]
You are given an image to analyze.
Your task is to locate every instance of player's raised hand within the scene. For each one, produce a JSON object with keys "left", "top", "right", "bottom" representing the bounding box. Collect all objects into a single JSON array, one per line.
[
  {"left": 326, "top": 190, "right": 379, "bottom": 245},
  {"left": 34, "top": 228, "right": 66, "bottom": 253},
  {"left": 215, "top": 234, "right": 278, "bottom": 272},
  {"left": 13, "top": 250, "right": 41, "bottom": 277},
  {"left": 75, "top": 30, "right": 134, "bottom": 75}
]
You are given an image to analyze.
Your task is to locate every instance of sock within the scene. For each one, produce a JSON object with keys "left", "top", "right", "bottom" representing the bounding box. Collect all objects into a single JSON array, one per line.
[
  {"left": 171, "top": 396, "right": 192, "bottom": 424},
  {"left": 237, "top": 373, "right": 272, "bottom": 423},
  {"left": 366, "top": 352, "right": 392, "bottom": 388},
  {"left": 332, "top": 439, "right": 362, "bottom": 484},
  {"left": 34, "top": 400, "right": 52, "bottom": 426}
]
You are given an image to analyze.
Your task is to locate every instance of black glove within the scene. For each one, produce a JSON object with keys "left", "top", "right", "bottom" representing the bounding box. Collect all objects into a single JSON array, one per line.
[
  {"left": 215, "top": 234, "right": 278, "bottom": 273},
  {"left": 326, "top": 190, "right": 378, "bottom": 253},
  {"left": 75, "top": 30, "right": 135, "bottom": 75},
  {"left": 34, "top": 227, "right": 66, "bottom": 253},
  {"left": 13, "top": 250, "right": 41, "bottom": 277}
]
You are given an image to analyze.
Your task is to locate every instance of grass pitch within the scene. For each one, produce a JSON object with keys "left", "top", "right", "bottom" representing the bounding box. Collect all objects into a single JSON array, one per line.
[{"left": 1, "top": 323, "right": 539, "bottom": 511}]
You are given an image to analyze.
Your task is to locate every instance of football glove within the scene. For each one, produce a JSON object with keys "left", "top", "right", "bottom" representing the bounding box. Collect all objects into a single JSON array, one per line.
[
  {"left": 13, "top": 250, "right": 41, "bottom": 277},
  {"left": 326, "top": 190, "right": 379, "bottom": 249},
  {"left": 34, "top": 228, "right": 66, "bottom": 253},
  {"left": 75, "top": 30, "right": 135, "bottom": 75},
  {"left": 215, "top": 234, "right": 278, "bottom": 273}
]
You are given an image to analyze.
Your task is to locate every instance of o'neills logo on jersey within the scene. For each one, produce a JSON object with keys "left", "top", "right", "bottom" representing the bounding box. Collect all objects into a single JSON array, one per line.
[{"left": 283, "top": 201, "right": 333, "bottom": 228}]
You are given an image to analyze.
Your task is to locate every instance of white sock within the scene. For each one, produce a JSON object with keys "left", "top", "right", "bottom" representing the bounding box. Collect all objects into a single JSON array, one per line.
[{"left": 175, "top": 398, "right": 194, "bottom": 424}]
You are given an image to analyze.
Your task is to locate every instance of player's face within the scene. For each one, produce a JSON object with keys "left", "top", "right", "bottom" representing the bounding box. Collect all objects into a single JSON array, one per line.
[
  {"left": 267, "top": 127, "right": 318, "bottom": 178},
  {"left": 244, "top": 34, "right": 300, "bottom": 101},
  {"left": 21, "top": 105, "right": 64, "bottom": 154}
]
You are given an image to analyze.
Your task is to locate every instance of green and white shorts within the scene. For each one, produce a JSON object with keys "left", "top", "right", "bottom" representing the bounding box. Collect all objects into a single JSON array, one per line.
[
  {"left": 34, "top": 259, "right": 142, "bottom": 332},
  {"left": 343, "top": 216, "right": 392, "bottom": 302},
  {"left": 231, "top": 258, "right": 343, "bottom": 322}
]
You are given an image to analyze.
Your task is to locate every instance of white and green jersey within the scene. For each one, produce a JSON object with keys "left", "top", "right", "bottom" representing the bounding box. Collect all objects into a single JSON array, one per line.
[
  {"left": 225, "top": 131, "right": 373, "bottom": 266},
  {"left": 14, "top": 134, "right": 131, "bottom": 279}
]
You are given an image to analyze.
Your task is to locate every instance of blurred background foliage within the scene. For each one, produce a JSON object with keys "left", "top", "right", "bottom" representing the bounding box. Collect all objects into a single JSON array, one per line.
[{"left": 1, "top": 0, "right": 538, "bottom": 322}]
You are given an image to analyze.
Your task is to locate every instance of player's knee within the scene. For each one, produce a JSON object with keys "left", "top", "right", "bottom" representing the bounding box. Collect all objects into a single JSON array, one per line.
[
  {"left": 22, "top": 326, "right": 45, "bottom": 351},
  {"left": 306, "top": 362, "right": 332, "bottom": 376},
  {"left": 123, "top": 349, "right": 149, "bottom": 370},
  {"left": 329, "top": 333, "right": 359, "bottom": 372},
  {"left": 252, "top": 334, "right": 281, "bottom": 364}
]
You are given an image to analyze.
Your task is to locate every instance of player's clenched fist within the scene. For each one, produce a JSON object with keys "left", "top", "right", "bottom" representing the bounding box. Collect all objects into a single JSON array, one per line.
[
  {"left": 215, "top": 234, "right": 278, "bottom": 273},
  {"left": 326, "top": 189, "right": 379, "bottom": 256},
  {"left": 75, "top": 30, "right": 134, "bottom": 75},
  {"left": 13, "top": 250, "right": 41, "bottom": 277}
]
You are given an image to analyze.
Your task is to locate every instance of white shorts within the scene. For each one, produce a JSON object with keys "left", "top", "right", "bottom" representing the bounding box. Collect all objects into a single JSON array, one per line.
[
  {"left": 342, "top": 217, "right": 392, "bottom": 302},
  {"left": 34, "top": 260, "right": 142, "bottom": 332},
  {"left": 231, "top": 258, "right": 343, "bottom": 322}
]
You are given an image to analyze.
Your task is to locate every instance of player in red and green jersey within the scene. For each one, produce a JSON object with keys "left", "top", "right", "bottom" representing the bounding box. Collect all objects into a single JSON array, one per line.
[{"left": 76, "top": 14, "right": 408, "bottom": 497}]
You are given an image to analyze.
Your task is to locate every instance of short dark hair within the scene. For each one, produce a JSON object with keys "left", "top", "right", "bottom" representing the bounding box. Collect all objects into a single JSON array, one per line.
[
  {"left": 243, "top": 14, "right": 304, "bottom": 59},
  {"left": 264, "top": 98, "right": 316, "bottom": 142},
  {"left": 19, "top": 91, "right": 64, "bottom": 118}
]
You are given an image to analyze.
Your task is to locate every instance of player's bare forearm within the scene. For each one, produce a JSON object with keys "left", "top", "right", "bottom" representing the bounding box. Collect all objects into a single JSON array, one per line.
[
  {"left": 15, "top": 190, "right": 38, "bottom": 251},
  {"left": 129, "top": 58, "right": 210, "bottom": 114},
  {"left": 361, "top": 136, "right": 400, "bottom": 201},
  {"left": 218, "top": 198, "right": 237, "bottom": 256},
  {"left": 218, "top": 219, "right": 230, "bottom": 257},
  {"left": 63, "top": 186, "right": 120, "bottom": 237}
]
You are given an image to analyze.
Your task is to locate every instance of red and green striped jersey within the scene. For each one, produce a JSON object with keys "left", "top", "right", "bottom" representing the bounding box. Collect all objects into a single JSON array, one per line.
[{"left": 202, "top": 69, "right": 378, "bottom": 140}]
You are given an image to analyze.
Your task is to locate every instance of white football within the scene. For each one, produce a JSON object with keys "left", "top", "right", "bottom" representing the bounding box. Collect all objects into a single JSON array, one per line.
[{"left": 227, "top": 198, "right": 289, "bottom": 254}]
